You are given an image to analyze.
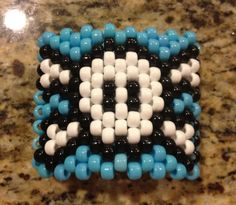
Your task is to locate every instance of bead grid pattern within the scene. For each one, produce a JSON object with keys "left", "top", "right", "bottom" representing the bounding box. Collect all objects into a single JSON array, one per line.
[{"left": 32, "top": 24, "right": 201, "bottom": 181}]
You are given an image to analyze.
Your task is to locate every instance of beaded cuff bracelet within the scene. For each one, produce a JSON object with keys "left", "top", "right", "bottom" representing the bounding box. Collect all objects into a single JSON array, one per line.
[{"left": 32, "top": 24, "right": 201, "bottom": 181}]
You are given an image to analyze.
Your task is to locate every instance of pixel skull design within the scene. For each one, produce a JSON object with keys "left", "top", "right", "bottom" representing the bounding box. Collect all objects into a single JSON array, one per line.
[{"left": 32, "top": 24, "right": 201, "bottom": 181}]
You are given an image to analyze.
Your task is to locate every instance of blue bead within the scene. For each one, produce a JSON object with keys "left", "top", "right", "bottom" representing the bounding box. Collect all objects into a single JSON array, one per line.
[
  {"left": 33, "top": 105, "right": 44, "bottom": 120},
  {"left": 80, "top": 38, "right": 92, "bottom": 54},
  {"left": 70, "top": 32, "right": 81, "bottom": 47},
  {"left": 104, "top": 23, "right": 116, "bottom": 38},
  {"left": 169, "top": 41, "right": 180, "bottom": 56},
  {"left": 159, "top": 35, "right": 169, "bottom": 47},
  {"left": 127, "top": 162, "right": 142, "bottom": 180},
  {"left": 60, "top": 28, "right": 72, "bottom": 42},
  {"left": 184, "top": 31, "right": 196, "bottom": 45},
  {"left": 64, "top": 155, "right": 77, "bottom": 172},
  {"left": 137, "top": 32, "right": 148, "bottom": 46},
  {"left": 75, "top": 163, "right": 91, "bottom": 180},
  {"left": 54, "top": 164, "right": 71, "bottom": 181},
  {"left": 88, "top": 154, "right": 101, "bottom": 172},
  {"left": 33, "top": 120, "right": 44, "bottom": 135},
  {"left": 145, "top": 27, "right": 158, "bottom": 39},
  {"left": 150, "top": 162, "right": 166, "bottom": 179},
  {"left": 115, "top": 31, "right": 126, "bottom": 45},
  {"left": 42, "top": 103, "right": 51, "bottom": 118},
  {"left": 80, "top": 24, "right": 93, "bottom": 39},
  {"left": 37, "top": 36, "right": 45, "bottom": 47},
  {"left": 141, "top": 154, "right": 154, "bottom": 172},
  {"left": 191, "top": 103, "right": 201, "bottom": 118},
  {"left": 59, "top": 41, "right": 70, "bottom": 56},
  {"left": 42, "top": 31, "right": 54, "bottom": 44},
  {"left": 170, "top": 163, "right": 187, "bottom": 180},
  {"left": 32, "top": 137, "right": 40, "bottom": 150},
  {"left": 186, "top": 164, "right": 200, "bottom": 180},
  {"left": 101, "top": 162, "right": 114, "bottom": 180},
  {"left": 76, "top": 146, "right": 90, "bottom": 162},
  {"left": 32, "top": 158, "right": 40, "bottom": 169},
  {"left": 34, "top": 90, "right": 45, "bottom": 105},
  {"left": 49, "top": 35, "right": 60, "bottom": 50},
  {"left": 49, "top": 94, "right": 60, "bottom": 109},
  {"left": 166, "top": 29, "right": 179, "bottom": 41},
  {"left": 181, "top": 93, "right": 193, "bottom": 108},
  {"left": 92, "top": 29, "right": 103, "bottom": 45},
  {"left": 114, "top": 153, "right": 127, "bottom": 172},
  {"left": 70, "top": 47, "right": 81, "bottom": 61},
  {"left": 159, "top": 47, "right": 170, "bottom": 61},
  {"left": 165, "top": 155, "right": 177, "bottom": 172},
  {"left": 37, "top": 53, "right": 43, "bottom": 62},
  {"left": 38, "top": 164, "right": 53, "bottom": 178},
  {"left": 148, "top": 39, "right": 159, "bottom": 54},
  {"left": 152, "top": 145, "right": 166, "bottom": 162},
  {"left": 179, "top": 36, "right": 189, "bottom": 50},
  {"left": 125, "top": 26, "right": 137, "bottom": 38},
  {"left": 58, "top": 100, "right": 70, "bottom": 115},
  {"left": 172, "top": 99, "right": 185, "bottom": 114}
]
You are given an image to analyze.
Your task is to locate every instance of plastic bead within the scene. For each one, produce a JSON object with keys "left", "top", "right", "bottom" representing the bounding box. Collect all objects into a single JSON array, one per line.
[
  {"left": 64, "top": 155, "right": 77, "bottom": 172},
  {"left": 178, "top": 36, "right": 189, "bottom": 50},
  {"left": 127, "top": 162, "right": 142, "bottom": 180},
  {"left": 145, "top": 27, "right": 158, "bottom": 39},
  {"left": 191, "top": 103, "right": 201, "bottom": 118},
  {"left": 59, "top": 41, "right": 70, "bottom": 56},
  {"left": 186, "top": 164, "right": 200, "bottom": 180},
  {"left": 92, "top": 29, "right": 103, "bottom": 45},
  {"left": 150, "top": 162, "right": 166, "bottom": 179},
  {"left": 165, "top": 154, "right": 177, "bottom": 172},
  {"left": 60, "top": 28, "right": 72, "bottom": 42},
  {"left": 170, "top": 163, "right": 187, "bottom": 180},
  {"left": 33, "top": 105, "right": 44, "bottom": 120},
  {"left": 148, "top": 39, "right": 159, "bottom": 54},
  {"left": 104, "top": 23, "right": 116, "bottom": 38},
  {"left": 76, "top": 145, "right": 90, "bottom": 162},
  {"left": 42, "top": 31, "right": 54, "bottom": 44},
  {"left": 166, "top": 29, "right": 179, "bottom": 41},
  {"left": 125, "top": 26, "right": 137, "bottom": 38},
  {"left": 159, "top": 47, "right": 170, "bottom": 61},
  {"left": 88, "top": 154, "right": 101, "bottom": 172},
  {"left": 32, "top": 158, "right": 40, "bottom": 169},
  {"left": 49, "top": 35, "right": 60, "bottom": 49},
  {"left": 37, "top": 36, "right": 45, "bottom": 47},
  {"left": 49, "top": 94, "right": 60, "bottom": 109},
  {"left": 80, "top": 38, "right": 92, "bottom": 54},
  {"left": 114, "top": 153, "right": 127, "bottom": 172},
  {"left": 38, "top": 164, "right": 53, "bottom": 178},
  {"left": 141, "top": 154, "right": 154, "bottom": 172},
  {"left": 137, "top": 32, "right": 148, "bottom": 46},
  {"left": 101, "top": 162, "right": 114, "bottom": 180},
  {"left": 169, "top": 41, "right": 180, "bottom": 56},
  {"left": 80, "top": 24, "right": 93, "bottom": 39},
  {"left": 33, "top": 120, "right": 44, "bottom": 135},
  {"left": 162, "top": 121, "right": 176, "bottom": 137},
  {"left": 70, "top": 32, "right": 80, "bottom": 47},
  {"left": 184, "top": 31, "right": 196, "bottom": 45},
  {"left": 172, "top": 99, "right": 185, "bottom": 114},
  {"left": 58, "top": 100, "right": 70, "bottom": 115},
  {"left": 75, "top": 163, "right": 91, "bottom": 180},
  {"left": 70, "top": 47, "right": 81, "bottom": 61},
  {"left": 32, "top": 137, "right": 40, "bottom": 150},
  {"left": 152, "top": 145, "right": 166, "bottom": 162}
]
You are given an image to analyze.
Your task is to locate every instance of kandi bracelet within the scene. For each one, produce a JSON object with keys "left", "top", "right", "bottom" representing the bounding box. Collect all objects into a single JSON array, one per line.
[{"left": 32, "top": 24, "right": 201, "bottom": 181}]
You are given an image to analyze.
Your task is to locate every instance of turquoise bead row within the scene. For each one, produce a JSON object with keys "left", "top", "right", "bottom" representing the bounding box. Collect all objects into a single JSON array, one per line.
[
  {"left": 38, "top": 24, "right": 198, "bottom": 62},
  {"left": 32, "top": 145, "right": 200, "bottom": 181}
]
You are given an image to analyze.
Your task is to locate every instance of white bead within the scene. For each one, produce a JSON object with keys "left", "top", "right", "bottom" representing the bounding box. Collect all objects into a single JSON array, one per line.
[
  {"left": 149, "top": 67, "right": 161, "bottom": 81},
  {"left": 179, "top": 63, "right": 191, "bottom": 78},
  {"left": 115, "top": 120, "right": 127, "bottom": 136},
  {"left": 190, "top": 73, "right": 200, "bottom": 87},
  {"left": 80, "top": 66, "right": 91, "bottom": 82},
  {"left": 47, "top": 124, "right": 59, "bottom": 139},
  {"left": 169, "top": 69, "right": 182, "bottom": 84},
  {"left": 174, "top": 130, "right": 186, "bottom": 145},
  {"left": 115, "top": 59, "right": 126, "bottom": 72},
  {"left": 140, "top": 104, "right": 153, "bottom": 120},
  {"left": 79, "top": 98, "right": 91, "bottom": 113},
  {"left": 183, "top": 124, "right": 195, "bottom": 140},
  {"left": 102, "top": 112, "right": 115, "bottom": 128},
  {"left": 115, "top": 103, "right": 128, "bottom": 120},
  {"left": 104, "top": 51, "right": 115, "bottom": 66},
  {"left": 127, "top": 111, "right": 140, "bottom": 128},
  {"left": 102, "top": 128, "right": 115, "bottom": 144},
  {"left": 59, "top": 70, "right": 71, "bottom": 85},
  {"left": 91, "top": 88, "right": 103, "bottom": 104},
  {"left": 127, "top": 128, "right": 141, "bottom": 144},
  {"left": 104, "top": 65, "right": 115, "bottom": 80},
  {"left": 79, "top": 81, "right": 91, "bottom": 97},
  {"left": 40, "top": 73, "right": 51, "bottom": 88},
  {"left": 40, "top": 59, "right": 51, "bottom": 73},
  {"left": 44, "top": 140, "right": 56, "bottom": 155},
  {"left": 139, "top": 73, "right": 150, "bottom": 88},
  {"left": 67, "top": 122, "right": 80, "bottom": 138},
  {"left": 152, "top": 96, "right": 164, "bottom": 112},
  {"left": 189, "top": 58, "right": 200, "bottom": 73},
  {"left": 50, "top": 64, "right": 62, "bottom": 78},
  {"left": 127, "top": 66, "right": 139, "bottom": 80},
  {"left": 140, "top": 120, "right": 153, "bottom": 136},
  {"left": 115, "top": 72, "right": 127, "bottom": 87},
  {"left": 162, "top": 121, "right": 176, "bottom": 137},
  {"left": 115, "top": 87, "right": 128, "bottom": 103},
  {"left": 151, "top": 81, "right": 162, "bottom": 96},
  {"left": 55, "top": 131, "right": 68, "bottom": 146},
  {"left": 92, "top": 58, "right": 103, "bottom": 73},
  {"left": 139, "top": 88, "right": 152, "bottom": 103},
  {"left": 138, "top": 59, "right": 149, "bottom": 74},
  {"left": 90, "top": 120, "right": 102, "bottom": 136},
  {"left": 91, "top": 73, "right": 103, "bottom": 88},
  {"left": 183, "top": 140, "right": 195, "bottom": 155},
  {"left": 126, "top": 51, "right": 138, "bottom": 66},
  {"left": 91, "top": 104, "right": 103, "bottom": 120}
]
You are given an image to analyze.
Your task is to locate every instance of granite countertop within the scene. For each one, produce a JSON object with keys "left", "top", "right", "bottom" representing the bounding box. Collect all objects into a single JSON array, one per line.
[{"left": 0, "top": 0, "right": 236, "bottom": 204}]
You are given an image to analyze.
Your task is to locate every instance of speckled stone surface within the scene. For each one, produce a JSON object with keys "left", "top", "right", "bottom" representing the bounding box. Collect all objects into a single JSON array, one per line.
[{"left": 0, "top": 0, "right": 236, "bottom": 204}]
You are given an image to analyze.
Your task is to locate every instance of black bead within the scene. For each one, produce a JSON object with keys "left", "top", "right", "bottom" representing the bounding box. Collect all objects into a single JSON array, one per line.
[
  {"left": 151, "top": 129, "right": 165, "bottom": 144},
  {"left": 193, "top": 119, "right": 200, "bottom": 130},
  {"left": 66, "top": 137, "right": 79, "bottom": 155},
  {"left": 42, "top": 90, "right": 52, "bottom": 102},
  {"left": 36, "top": 78, "right": 44, "bottom": 90},
  {"left": 78, "top": 130, "right": 90, "bottom": 145},
  {"left": 184, "top": 157, "right": 194, "bottom": 171},
  {"left": 180, "top": 79, "right": 191, "bottom": 93},
  {"left": 127, "top": 97, "right": 140, "bottom": 111},
  {"left": 103, "top": 81, "right": 116, "bottom": 97},
  {"left": 40, "top": 119, "right": 50, "bottom": 131},
  {"left": 70, "top": 62, "right": 80, "bottom": 76},
  {"left": 126, "top": 38, "right": 137, "bottom": 51},
  {"left": 183, "top": 108, "right": 194, "bottom": 122},
  {"left": 151, "top": 113, "right": 164, "bottom": 129},
  {"left": 126, "top": 81, "right": 140, "bottom": 96},
  {"left": 173, "top": 85, "right": 182, "bottom": 98},
  {"left": 192, "top": 87, "right": 201, "bottom": 102},
  {"left": 139, "top": 137, "right": 153, "bottom": 153},
  {"left": 92, "top": 45, "right": 104, "bottom": 58},
  {"left": 58, "top": 116, "right": 69, "bottom": 130},
  {"left": 79, "top": 113, "right": 91, "bottom": 129},
  {"left": 188, "top": 45, "right": 199, "bottom": 58},
  {"left": 102, "top": 145, "right": 115, "bottom": 161},
  {"left": 37, "top": 65, "right": 44, "bottom": 76},
  {"left": 163, "top": 106, "right": 175, "bottom": 121},
  {"left": 175, "top": 147, "right": 186, "bottom": 163},
  {"left": 178, "top": 50, "right": 190, "bottom": 63},
  {"left": 193, "top": 133, "right": 201, "bottom": 146},
  {"left": 50, "top": 110, "right": 60, "bottom": 123},
  {"left": 162, "top": 91, "right": 173, "bottom": 105},
  {"left": 161, "top": 138, "right": 176, "bottom": 155},
  {"left": 60, "top": 86, "right": 69, "bottom": 98},
  {"left": 115, "top": 137, "right": 128, "bottom": 153},
  {"left": 60, "top": 55, "right": 71, "bottom": 69},
  {"left": 175, "top": 115, "right": 185, "bottom": 128},
  {"left": 160, "top": 62, "right": 171, "bottom": 76},
  {"left": 69, "top": 77, "right": 80, "bottom": 92},
  {"left": 51, "top": 49, "right": 61, "bottom": 64},
  {"left": 137, "top": 46, "right": 148, "bottom": 59},
  {"left": 34, "top": 148, "right": 46, "bottom": 163},
  {"left": 128, "top": 144, "right": 140, "bottom": 161},
  {"left": 169, "top": 56, "right": 180, "bottom": 69},
  {"left": 115, "top": 45, "right": 126, "bottom": 58},
  {"left": 81, "top": 54, "right": 92, "bottom": 67},
  {"left": 103, "top": 97, "right": 115, "bottom": 112},
  {"left": 45, "top": 156, "right": 55, "bottom": 171},
  {"left": 39, "top": 45, "right": 52, "bottom": 59},
  {"left": 39, "top": 135, "right": 50, "bottom": 147},
  {"left": 68, "top": 108, "right": 80, "bottom": 121},
  {"left": 192, "top": 150, "right": 201, "bottom": 163},
  {"left": 149, "top": 54, "right": 161, "bottom": 67},
  {"left": 160, "top": 77, "right": 173, "bottom": 91},
  {"left": 50, "top": 79, "right": 61, "bottom": 93},
  {"left": 104, "top": 38, "right": 115, "bottom": 51},
  {"left": 54, "top": 147, "right": 67, "bottom": 164},
  {"left": 90, "top": 136, "right": 103, "bottom": 154},
  {"left": 69, "top": 92, "right": 79, "bottom": 105}
]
